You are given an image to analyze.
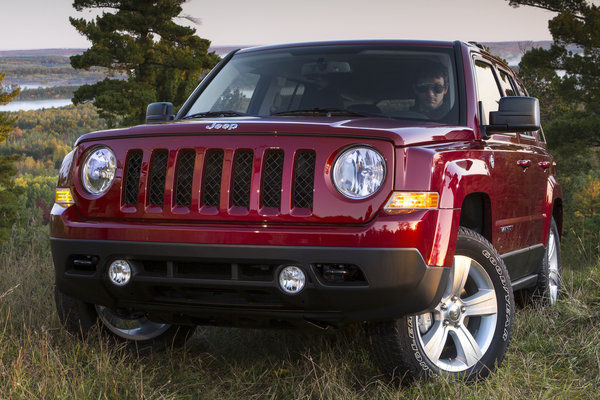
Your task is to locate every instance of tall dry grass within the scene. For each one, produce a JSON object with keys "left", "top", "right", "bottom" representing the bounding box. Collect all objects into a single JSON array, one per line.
[{"left": 1, "top": 227, "right": 599, "bottom": 399}]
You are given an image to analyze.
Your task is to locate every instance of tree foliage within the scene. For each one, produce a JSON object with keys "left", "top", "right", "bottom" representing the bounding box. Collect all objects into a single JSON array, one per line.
[
  {"left": 70, "top": 0, "right": 220, "bottom": 126},
  {"left": 508, "top": 0, "right": 600, "bottom": 264},
  {"left": 509, "top": 0, "right": 600, "bottom": 114},
  {"left": 0, "top": 73, "right": 23, "bottom": 242},
  {"left": 0, "top": 104, "right": 105, "bottom": 228}
]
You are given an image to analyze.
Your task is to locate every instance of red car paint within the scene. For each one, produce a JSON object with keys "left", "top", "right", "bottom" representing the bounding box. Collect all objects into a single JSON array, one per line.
[{"left": 51, "top": 40, "right": 562, "bottom": 326}]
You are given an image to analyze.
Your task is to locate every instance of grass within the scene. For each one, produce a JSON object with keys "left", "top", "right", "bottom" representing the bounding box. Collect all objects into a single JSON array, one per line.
[{"left": 1, "top": 228, "right": 599, "bottom": 399}]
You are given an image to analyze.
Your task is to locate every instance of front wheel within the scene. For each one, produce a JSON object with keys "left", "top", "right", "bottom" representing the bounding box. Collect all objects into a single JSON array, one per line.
[
  {"left": 367, "top": 227, "right": 514, "bottom": 382},
  {"left": 55, "top": 287, "right": 195, "bottom": 354}
]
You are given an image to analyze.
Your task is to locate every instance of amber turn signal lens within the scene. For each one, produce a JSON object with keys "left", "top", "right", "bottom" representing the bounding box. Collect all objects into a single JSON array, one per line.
[
  {"left": 383, "top": 192, "right": 439, "bottom": 214},
  {"left": 55, "top": 188, "right": 74, "bottom": 205}
]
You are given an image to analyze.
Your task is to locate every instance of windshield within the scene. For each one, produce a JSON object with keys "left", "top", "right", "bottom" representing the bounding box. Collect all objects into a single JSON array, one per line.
[{"left": 184, "top": 44, "right": 460, "bottom": 124}]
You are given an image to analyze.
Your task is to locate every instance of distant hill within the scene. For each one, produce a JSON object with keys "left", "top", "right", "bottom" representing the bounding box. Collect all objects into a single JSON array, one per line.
[
  {"left": 0, "top": 49, "right": 87, "bottom": 57},
  {"left": 482, "top": 41, "right": 553, "bottom": 66},
  {"left": 0, "top": 46, "right": 245, "bottom": 58}
]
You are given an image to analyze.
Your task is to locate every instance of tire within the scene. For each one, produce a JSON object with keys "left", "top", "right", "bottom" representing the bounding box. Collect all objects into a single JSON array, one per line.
[
  {"left": 366, "top": 227, "right": 514, "bottom": 382},
  {"left": 55, "top": 286, "right": 195, "bottom": 354},
  {"left": 534, "top": 218, "right": 561, "bottom": 306}
]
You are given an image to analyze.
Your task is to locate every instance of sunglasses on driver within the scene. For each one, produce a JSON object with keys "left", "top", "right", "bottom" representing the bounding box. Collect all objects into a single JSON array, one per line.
[{"left": 414, "top": 83, "right": 446, "bottom": 94}]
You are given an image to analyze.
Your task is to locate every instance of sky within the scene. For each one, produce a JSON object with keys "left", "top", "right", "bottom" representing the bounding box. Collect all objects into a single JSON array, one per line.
[{"left": 0, "top": 0, "right": 563, "bottom": 51}]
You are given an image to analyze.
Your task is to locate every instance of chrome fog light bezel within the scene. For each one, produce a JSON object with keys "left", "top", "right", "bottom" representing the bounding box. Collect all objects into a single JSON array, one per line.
[
  {"left": 108, "top": 259, "right": 132, "bottom": 286},
  {"left": 278, "top": 265, "right": 306, "bottom": 295}
]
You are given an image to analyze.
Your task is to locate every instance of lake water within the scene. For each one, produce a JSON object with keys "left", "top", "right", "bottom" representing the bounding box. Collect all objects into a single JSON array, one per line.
[{"left": 0, "top": 99, "right": 72, "bottom": 112}]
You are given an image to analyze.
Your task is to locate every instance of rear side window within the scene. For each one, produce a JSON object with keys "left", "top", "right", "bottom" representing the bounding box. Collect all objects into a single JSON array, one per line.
[
  {"left": 499, "top": 69, "right": 537, "bottom": 139},
  {"left": 474, "top": 60, "right": 501, "bottom": 125},
  {"left": 498, "top": 70, "right": 518, "bottom": 97}
]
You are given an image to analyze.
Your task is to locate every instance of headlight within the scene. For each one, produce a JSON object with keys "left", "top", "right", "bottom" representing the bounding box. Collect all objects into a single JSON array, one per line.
[
  {"left": 332, "top": 146, "right": 385, "bottom": 199},
  {"left": 81, "top": 147, "right": 116, "bottom": 195}
]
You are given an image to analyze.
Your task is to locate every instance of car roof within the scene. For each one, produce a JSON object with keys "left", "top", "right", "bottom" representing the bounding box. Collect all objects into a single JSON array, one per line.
[{"left": 235, "top": 40, "right": 460, "bottom": 55}]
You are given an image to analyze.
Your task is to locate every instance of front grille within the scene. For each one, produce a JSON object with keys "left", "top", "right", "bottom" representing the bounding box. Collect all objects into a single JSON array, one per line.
[
  {"left": 123, "top": 150, "right": 143, "bottom": 205},
  {"left": 202, "top": 150, "right": 224, "bottom": 207},
  {"left": 139, "top": 260, "right": 276, "bottom": 281},
  {"left": 293, "top": 151, "right": 316, "bottom": 209},
  {"left": 148, "top": 150, "right": 169, "bottom": 206},
  {"left": 231, "top": 150, "right": 254, "bottom": 207},
  {"left": 261, "top": 150, "right": 284, "bottom": 208},
  {"left": 121, "top": 146, "right": 315, "bottom": 213},
  {"left": 137, "top": 260, "right": 281, "bottom": 307},
  {"left": 174, "top": 150, "right": 196, "bottom": 206}
]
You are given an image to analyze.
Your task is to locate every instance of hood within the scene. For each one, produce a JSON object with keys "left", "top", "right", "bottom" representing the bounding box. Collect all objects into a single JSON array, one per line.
[{"left": 76, "top": 116, "right": 475, "bottom": 147}]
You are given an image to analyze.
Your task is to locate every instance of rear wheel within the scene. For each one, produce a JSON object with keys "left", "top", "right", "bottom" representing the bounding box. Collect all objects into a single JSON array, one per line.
[
  {"left": 534, "top": 218, "right": 561, "bottom": 305},
  {"left": 367, "top": 227, "right": 514, "bottom": 382},
  {"left": 55, "top": 287, "right": 195, "bottom": 354}
]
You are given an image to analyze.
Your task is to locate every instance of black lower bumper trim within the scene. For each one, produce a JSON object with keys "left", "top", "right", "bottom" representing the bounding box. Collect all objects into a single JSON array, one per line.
[{"left": 51, "top": 238, "right": 450, "bottom": 326}]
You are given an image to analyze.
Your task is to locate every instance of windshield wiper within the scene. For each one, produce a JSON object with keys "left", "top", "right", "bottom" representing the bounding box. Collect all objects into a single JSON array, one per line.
[
  {"left": 183, "top": 110, "right": 246, "bottom": 119},
  {"left": 272, "top": 108, "right": 368, "bottom": 117}
]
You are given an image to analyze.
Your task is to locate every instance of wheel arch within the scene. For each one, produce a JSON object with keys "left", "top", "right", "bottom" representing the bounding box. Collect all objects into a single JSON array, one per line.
[
  {"left": 433, "top": 156, "right": 495, "bottom": 267},
  {"left": 458, "top": 192, "right": 492, "bottom": 242},
  {"left": 552, "top": 198, "right": 563, "bottom": 238}
]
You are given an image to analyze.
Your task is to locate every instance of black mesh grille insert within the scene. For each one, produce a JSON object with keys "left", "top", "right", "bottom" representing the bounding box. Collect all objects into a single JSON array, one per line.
[
  {"left": 174, "top": 150, "right": 196, "bottom": 206},
  {"left": 202, "top": 150, "right": 224, "bottom": 207},
  {"left": 123, "top": 150, "right": 143, "bottom": 205},
  {"left": 293, "top": 151, "right": 316, "bottom": 209},
  {"left": 148, "top": 150, "right": 168, "bottom": 206},
  {"left": 261, "top": 150, "right": 284, "bottom": 208},
  {"left": 231, "top": 150, "right": 254, "bottom": 207}
]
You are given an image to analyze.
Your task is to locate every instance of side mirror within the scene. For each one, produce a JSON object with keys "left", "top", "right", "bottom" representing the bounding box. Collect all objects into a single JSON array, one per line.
[
  {"left": 487, "top": 96, "right": 540, "bottom": 132},
  {"left": 146, "top": 102, "right": 174, "bottom": 124}
]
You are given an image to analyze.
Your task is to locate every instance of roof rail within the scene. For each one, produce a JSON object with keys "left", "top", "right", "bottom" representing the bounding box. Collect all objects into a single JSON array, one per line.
[{"left": 468, "top": 41, "right": 485, "bottom": 50}]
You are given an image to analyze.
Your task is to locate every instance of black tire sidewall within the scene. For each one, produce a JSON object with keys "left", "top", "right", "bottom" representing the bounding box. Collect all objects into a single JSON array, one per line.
[
  {"left": 407, "top": 228, "right": 514, "bottom": 380},
  {"left": 536, "top": 218, "right": 561, "bottom": 303}
]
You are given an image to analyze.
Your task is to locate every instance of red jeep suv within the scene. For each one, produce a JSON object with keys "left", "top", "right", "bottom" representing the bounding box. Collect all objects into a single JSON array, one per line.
[{"left": 51, "top": 40, "right": 562, "bottom": 381}]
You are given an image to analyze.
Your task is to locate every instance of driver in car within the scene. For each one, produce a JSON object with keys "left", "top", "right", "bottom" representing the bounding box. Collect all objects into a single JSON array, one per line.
[{"left": 412, "top": 63, "right": 450, "bottom": 119}]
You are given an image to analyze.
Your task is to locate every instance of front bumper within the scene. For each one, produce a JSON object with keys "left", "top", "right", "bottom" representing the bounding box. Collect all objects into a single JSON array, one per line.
[{"left": 51, "top": 238, "right": 450, "bottom": 327}]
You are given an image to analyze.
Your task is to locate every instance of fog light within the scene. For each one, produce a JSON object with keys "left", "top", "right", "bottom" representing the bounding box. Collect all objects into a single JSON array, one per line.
[
  {"left": 278, "top": 266, "right": 306, "bottom": 294},
  {"left": 108, "top": 260, "right": 132, "bottom": 286}
]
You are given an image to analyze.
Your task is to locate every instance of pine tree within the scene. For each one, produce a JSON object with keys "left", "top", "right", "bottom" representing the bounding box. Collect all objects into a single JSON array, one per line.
[
  {"left": 70, "top": 0, "right": 220, "bottom": 126},
  {"left": 508, "top": 0, "right": 600, "bottom": 114},
  {"left": 0, "top": 72, "right": 22, "bottom": 242}
]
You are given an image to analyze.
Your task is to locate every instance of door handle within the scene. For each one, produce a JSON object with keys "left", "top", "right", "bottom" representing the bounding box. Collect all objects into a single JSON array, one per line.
[
  {"left": 517, "top": 159, "right": 531, "bottom": 169},
  {"left": 538, "top": 161, "right": 551, "bottom": 170}
]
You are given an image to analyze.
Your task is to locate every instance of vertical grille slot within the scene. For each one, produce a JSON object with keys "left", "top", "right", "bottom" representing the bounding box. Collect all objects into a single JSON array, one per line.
[
  {"left": 293, "top": 150, "right": 316, "bottom": 209},
  {"left": 201, "top": 150, "right": 224, "bottom": 207},
  {"left": 231, "top": 149, "right": 254, "bottom": 207},
  {"left": 261, "top": 150, "right": 284, "bottom": 208},
  {"left": 123, "top": 150, "right": 143, "bottom": 205},
  {"left": 174, "top": 149, "right": 196, "bottom": 207},
  {"left": 148, "top": 150, "right": 169, "bottom": 206}
]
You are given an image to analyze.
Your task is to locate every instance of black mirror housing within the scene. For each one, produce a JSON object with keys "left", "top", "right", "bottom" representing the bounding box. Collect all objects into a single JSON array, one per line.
[
  {"left": 487, "top": 96, "right": 540, "bottom": 132},
  {"left": 146, "top": 102, "right": 174, "bottom": 124}
]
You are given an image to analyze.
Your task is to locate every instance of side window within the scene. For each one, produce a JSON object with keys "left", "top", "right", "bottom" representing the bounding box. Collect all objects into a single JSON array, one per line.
[
  {"left": 515, "top": 80, "right": 529, "bottom": 96},
  {"left": 474, "top": 60, "right": 502, "bottom": 125},
  {"left": 500, "top": 69, "right": 538, "bottom": 140},
  {"left": 498, "top": 70, "right": 518, "bottom": 97},
  {"left": 503, "top": 71, "right": 538, "bottom": 139}
]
